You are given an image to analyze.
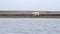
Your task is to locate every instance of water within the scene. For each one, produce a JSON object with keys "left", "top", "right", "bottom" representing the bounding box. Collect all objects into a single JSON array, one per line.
[{"left": 0, "top": 18, "right": 60, "bottom": 34}]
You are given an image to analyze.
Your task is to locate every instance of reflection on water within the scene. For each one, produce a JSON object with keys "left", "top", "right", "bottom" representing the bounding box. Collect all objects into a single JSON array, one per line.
[{"left": 0, "top": 18, "right": 60, "bottom": 34}]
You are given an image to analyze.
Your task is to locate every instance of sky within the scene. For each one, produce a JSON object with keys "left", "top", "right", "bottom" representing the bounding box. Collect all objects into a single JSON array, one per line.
[{"left": 0, "top": 0, "right": 60, "bottom": 11}]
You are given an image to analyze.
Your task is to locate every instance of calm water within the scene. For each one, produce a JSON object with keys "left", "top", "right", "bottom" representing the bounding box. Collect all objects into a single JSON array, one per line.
[{"left": 0, "top": 18, "right": 60, "bottom": 34}]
